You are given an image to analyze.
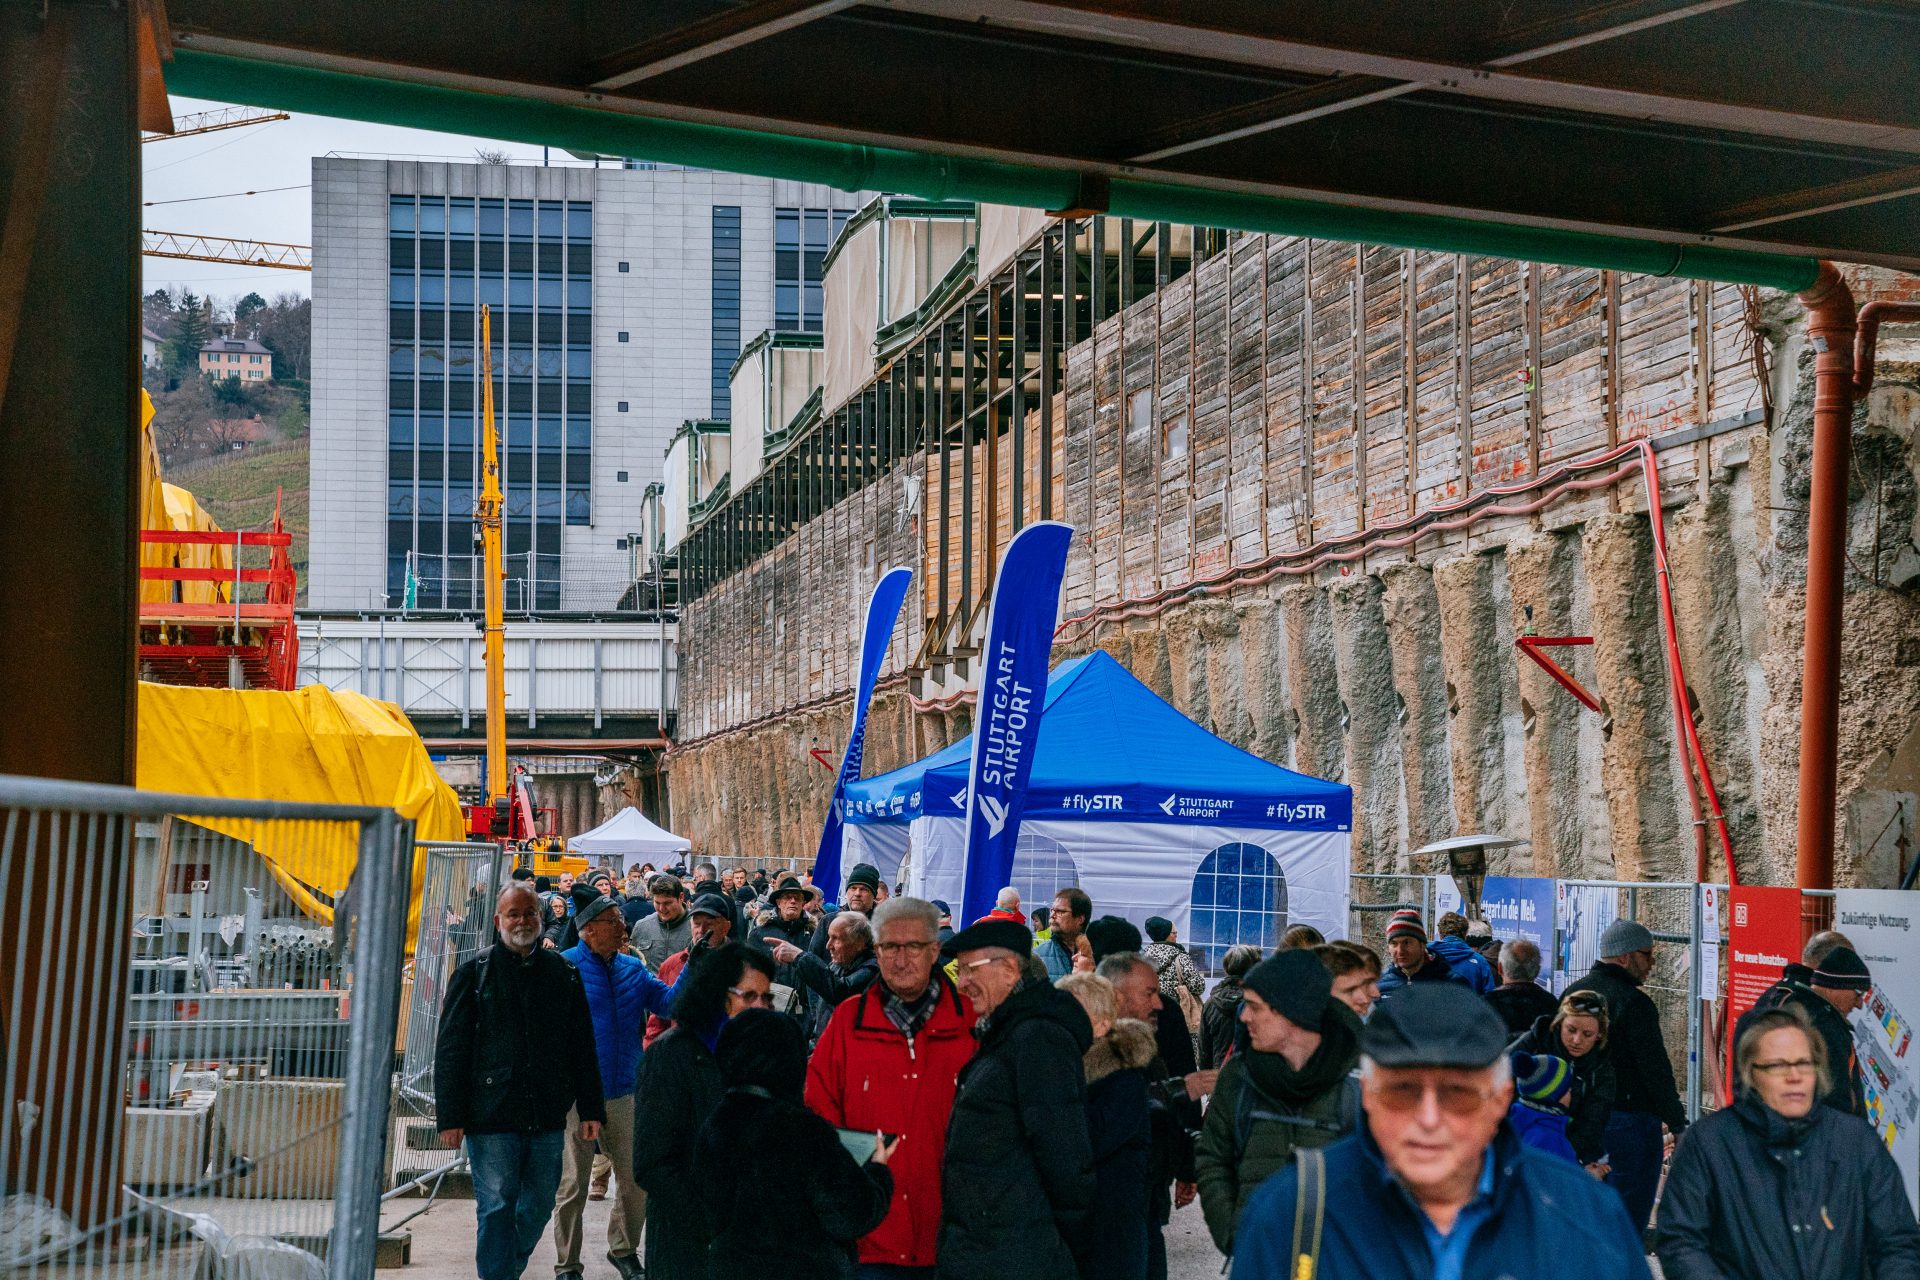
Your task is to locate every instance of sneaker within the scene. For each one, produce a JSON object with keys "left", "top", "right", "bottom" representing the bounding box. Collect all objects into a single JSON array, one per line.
[
  {"left": 588, "top": 1177, "right": 608, "bottom": 1201},
  {"left": 607, "top": 1253, "right": 645, "bottom": 1280}
]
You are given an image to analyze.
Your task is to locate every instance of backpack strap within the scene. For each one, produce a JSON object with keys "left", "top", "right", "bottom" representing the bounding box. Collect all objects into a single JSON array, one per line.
[{"left": 1289, "top": 1146, "right": 1327, "bottom": 1280}]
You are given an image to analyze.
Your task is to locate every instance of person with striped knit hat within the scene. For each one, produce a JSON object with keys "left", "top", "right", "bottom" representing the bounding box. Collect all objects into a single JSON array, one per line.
[
  {"left": 1508, "top": 1051, "right": 1580, "bottom": 1163},
  {"left": 1376, "top": 908, "right": 1468, "bottom": 1001}
]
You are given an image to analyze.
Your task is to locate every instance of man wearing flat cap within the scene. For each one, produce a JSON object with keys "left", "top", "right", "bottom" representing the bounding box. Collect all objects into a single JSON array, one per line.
[
  {"left": 1231, "top": 984, "right": 1651, "bottom": 1279},
  {"left": 1195, "top": 950, "right": 1363, "bottom": 1255},
  {"left": 1566, "top": 917, "right": 1688, "bottom": 1234},
  {"left": 936, "top": 917, "right": 1095, "bottom": 1280}
]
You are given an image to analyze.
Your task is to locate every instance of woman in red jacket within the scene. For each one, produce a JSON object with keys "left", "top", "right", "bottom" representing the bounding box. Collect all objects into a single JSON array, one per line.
[{"left": 805, "top": 897, "right": 977, "bottom": 1276}]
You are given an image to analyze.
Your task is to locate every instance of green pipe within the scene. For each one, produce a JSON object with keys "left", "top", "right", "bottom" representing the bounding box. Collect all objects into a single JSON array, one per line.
[{"left": 167, "top": 49, "right": 1821, "bottom": 292}]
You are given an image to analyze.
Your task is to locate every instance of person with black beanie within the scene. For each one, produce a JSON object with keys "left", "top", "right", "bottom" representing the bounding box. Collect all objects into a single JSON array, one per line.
[
  {"left": 693, "top": 1009, "right": 896, "bottom": 1280},
  {"left": 1194, "top": 949, "right": 1363, "bottom": 1256}
]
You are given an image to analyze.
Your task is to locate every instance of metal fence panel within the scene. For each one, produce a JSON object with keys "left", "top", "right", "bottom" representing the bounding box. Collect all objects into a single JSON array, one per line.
[
  {"left": 0, "top": 775, "right": 408, "bottom": 1280},
  {"left": 393, "top": 843, "right": 501, "bottom": 1189}
]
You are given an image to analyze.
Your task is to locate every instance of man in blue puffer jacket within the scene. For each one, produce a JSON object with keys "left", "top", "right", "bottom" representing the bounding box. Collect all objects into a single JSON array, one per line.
[
  {"left": 1430, "top": 912, "right": 1497, "bottom": 994},
  {"left": 554, "top": 895, "right": 689, "bottom": 1280}
]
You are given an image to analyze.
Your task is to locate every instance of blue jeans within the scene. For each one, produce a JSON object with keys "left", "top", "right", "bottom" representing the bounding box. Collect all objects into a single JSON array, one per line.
[
  {"left": 468, "top": 1130, "right": 567, "bottom": 1280},
  {"left": 1602, "top": 1109, "right": 1663, "bottom": 1232}
]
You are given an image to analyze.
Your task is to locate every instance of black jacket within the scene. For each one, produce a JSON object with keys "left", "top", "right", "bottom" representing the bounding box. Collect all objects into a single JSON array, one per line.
[
  {"left": 937, "top": 978, "right": 1096, "bottom": 1280},
  {"left": 1565, "top": 960, "right": 1687, "bottom": 1132},
  {"left": 632, "top": 1024, "right": 725, "bottom": 1280},
  {"left": 791, "top": 949, "right": 881, "bottom": 1043},
  {"left": 1487, "top": 980, "right": 1561, "bottom": 1036},
  {"left": 694, "top": 1088, "right": 893, "bottom": 1280},
  {"left": 434, "top": 943, "right": 604, "bottom": 1135},
  {"left": 1196, "top": 978, "right": 1242, "bottom": 1070},
  {"left": 1512, "top": 1014, "right": 1618, "bottom": 1166},
  {"left": 1081, "top": 1021, "right": 1155, "bottom": 1280},
  {"left": 749, "top": 911, "right": 813, "bottom": 976},
  {"left": 1656, "top": 1094, "right": 1920, "bottom": 1280}
]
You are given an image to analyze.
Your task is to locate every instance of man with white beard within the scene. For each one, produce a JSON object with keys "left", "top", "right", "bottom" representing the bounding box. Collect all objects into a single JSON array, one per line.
[{"left": 436, "top": 883, "right": 605, "bottom": 1280}]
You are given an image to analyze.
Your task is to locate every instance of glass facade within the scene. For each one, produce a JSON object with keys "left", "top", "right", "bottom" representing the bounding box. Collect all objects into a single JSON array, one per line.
[
  {"left": 388, "top": 194, "right": 591, "bottom": 610},
  {"left": 774, "top": 207, "right": 854, "bottom": 332},
  {"left": 711, "top": 207, "right": 741, "bottom": 418}
]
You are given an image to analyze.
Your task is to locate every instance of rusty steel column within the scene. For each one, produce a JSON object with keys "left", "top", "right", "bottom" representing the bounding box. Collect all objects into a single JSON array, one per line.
[{"left": 1794, "top": 263, "right": 1856, "bottom": 936}]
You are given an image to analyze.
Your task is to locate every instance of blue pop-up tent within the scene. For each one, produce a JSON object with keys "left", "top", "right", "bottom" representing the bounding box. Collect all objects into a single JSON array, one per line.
[{"left": 841, "top": 651, "right": 1353, "bottom": 966}]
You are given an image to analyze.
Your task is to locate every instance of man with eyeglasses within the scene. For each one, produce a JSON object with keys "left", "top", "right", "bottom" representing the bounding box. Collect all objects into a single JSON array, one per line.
[
  {"left": 1566, "top": 918, "right": 1688, "bottom": 1236},
  {"left": 938, "top": 916, "right": 1095, "bottom": 1280},
  {"left": 1232, "top": 983, "right": 1650, "bottom": 1279},
  {"left": 804, "top": 897, "right": 976, "bottom": 1279}
]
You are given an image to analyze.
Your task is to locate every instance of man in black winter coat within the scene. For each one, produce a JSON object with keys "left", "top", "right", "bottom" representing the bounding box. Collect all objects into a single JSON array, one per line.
[
  {"left": 1742, "top": 945, "right": 1872, "bottom": 1118},
  {"left": 939, "top": 918, "right": 1095, "bottom": 1280},
  {"left": 750, "top": 872, "right": 832, "bottom": 1021},
  {"left": 436, "top": 884, "right": 605, "bottom": 1280},
  {"left": 1485, "top": 939, "right": 1560, "bottom": 1035},
  {"left": 1656, "top": 1006, "right": 1920, "bottom": 1280},
  {"left": 1566, "top": 918, "right": 1688, "bottom": 1233}
]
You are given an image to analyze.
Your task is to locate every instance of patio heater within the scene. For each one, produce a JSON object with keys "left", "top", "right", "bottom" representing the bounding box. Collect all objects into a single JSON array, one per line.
[{"left": 1410, "top": 833, "right": 1522, "bottom": 919}]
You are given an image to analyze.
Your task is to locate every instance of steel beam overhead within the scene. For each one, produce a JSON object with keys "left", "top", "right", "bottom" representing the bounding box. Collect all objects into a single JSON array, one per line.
[{"left": 590, "top": 0, "right": 860, "bottom": 90}]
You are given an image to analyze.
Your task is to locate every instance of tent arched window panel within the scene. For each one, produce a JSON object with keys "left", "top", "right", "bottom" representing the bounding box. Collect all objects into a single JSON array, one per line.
[
  {"left": 1008, "top": 831, "right": 1080, "bottom": 915},
  {"left": 1189, "top": 841, "right": 1288, "bottom": 973}
]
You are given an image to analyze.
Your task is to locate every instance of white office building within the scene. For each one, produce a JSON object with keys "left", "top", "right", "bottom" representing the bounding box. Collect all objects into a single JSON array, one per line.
[{"left": 307, "top": 156, "right": 862, "bottom": 612}]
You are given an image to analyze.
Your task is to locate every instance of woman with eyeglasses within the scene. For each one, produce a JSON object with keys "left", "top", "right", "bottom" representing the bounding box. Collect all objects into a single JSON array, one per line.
[
  {"left": 1655, "top": 1004, "right": 1919, "bottom": 1280},
  {"left": 1511, "top": 990, "right": 1618, "bottom": 1178},
  {"left": 630, "top": 941, "right": 776, "bottom": 1280}
]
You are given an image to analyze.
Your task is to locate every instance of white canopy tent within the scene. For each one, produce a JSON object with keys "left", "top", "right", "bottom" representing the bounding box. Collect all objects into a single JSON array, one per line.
[{"left": 567, "top": 806, "right": 690, "bottom": 870}]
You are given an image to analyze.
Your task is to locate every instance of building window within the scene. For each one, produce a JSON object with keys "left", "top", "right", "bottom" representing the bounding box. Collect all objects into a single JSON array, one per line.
[
  {"left": 618, "top": 261, "right": 629, "bottom": 273},
  {"left": 617, "top": 401, "right": 628, "bottom": 412},
  {"left": 1188, "top": 842, "right": 1289, "bottom": 974},
  {"left": 385, "top": 191, "right": 589, "bottom": 611},
  {"left": 775, "top": 206, "right": 854, "bottom": 333},
  {"left": 616, "top": 470, "right": 629, "bottom": 483},
  {"left": 618, "top": 331, "right": 628, "bottom": 343},
  {"left": 712, "top": 206, "right": 741, "bottom": 417},
  {"left": 1007, "top": 832, "right": 1081, "bottom": 917}
]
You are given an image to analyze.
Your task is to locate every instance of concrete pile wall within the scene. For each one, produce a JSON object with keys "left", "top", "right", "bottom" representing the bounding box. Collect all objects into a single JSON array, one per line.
[{"left": 665, "top": 241, "right": 1920, "bottom": 892}]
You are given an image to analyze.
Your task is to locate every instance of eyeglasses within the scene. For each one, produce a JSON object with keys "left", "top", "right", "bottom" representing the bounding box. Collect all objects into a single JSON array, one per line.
[
  {"left": 1751, "top": 1058, "right": 1817, "bottom": 1077},
  {"left": 876, "top": 941, "right": 937, "bottom": 957},
  {"left": 727, "top": 987, "right": 775, "bottom": 1007},
  {"left": 1369, "top": 1079, "right": 1498, "bottom": 1116}
]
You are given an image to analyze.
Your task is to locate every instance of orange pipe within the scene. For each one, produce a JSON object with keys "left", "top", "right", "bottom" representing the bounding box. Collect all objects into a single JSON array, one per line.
[{"left": 1795, "top": 264, "right": 1857, "bottom": 934}]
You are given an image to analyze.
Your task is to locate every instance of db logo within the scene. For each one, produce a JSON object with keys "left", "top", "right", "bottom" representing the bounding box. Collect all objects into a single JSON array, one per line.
[{"left": 1735, "top": 903, "right": 1748, "bottom": 928}]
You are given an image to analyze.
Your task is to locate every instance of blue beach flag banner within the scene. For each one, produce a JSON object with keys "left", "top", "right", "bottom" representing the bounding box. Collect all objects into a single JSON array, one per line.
[
  {"left": 959, "top": 521, "right": 1074, "bottom": 926},
  {"left": 812, "top": 566, "right": 914, "bottom": 900}
]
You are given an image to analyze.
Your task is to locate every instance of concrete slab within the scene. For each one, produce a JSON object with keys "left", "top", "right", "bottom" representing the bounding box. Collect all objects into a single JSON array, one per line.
[
  {"left": 123, "top": 1092, "right": 215, "bottom": 1191},
  {"left": 213, "top": 1080, "right": 344, "bottom": 1199}
]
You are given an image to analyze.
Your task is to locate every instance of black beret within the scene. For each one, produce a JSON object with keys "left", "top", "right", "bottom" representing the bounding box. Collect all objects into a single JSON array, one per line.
[
  {"left": 941, "top": 917, "right": 1033, "bottom": 960},
  {"left": 1362, "top": 982, "right": 1509, "bottom": 1069},
  {"left": 689, "top": 891, "right": 734, "bottom": 919}
]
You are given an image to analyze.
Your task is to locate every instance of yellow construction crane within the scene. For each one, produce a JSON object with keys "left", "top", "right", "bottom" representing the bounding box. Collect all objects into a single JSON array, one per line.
[
  {"left": 142, "top": 105, "right": 289, "bottom": 142},
  {"left": 143, "top": 231, "right": 311, "bottom": 271}
]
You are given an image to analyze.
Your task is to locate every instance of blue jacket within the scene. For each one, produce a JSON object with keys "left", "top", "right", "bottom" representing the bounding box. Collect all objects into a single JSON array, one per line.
[
  {"left": 561, "top": 943, "right": 683, "bottom": 1099},
  {"left": 1506, "top": 1101, "right": 1578, "bottom": 1164},
  {"left": 1429, "top": 936, "right": 1497, "bottom": 994},
  {"left": 1231, "top": 1122, "right": 1651, "bottom": 1280},
  {"left": 1376, "top": 952, "right": 1468, "bottom": 999},
  {"left": 1037, "top": 936, "right": 1075, "bottom": 980}
]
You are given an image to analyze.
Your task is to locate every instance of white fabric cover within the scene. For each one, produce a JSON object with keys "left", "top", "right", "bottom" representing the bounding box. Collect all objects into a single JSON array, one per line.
[
  {"left": 567, "top": 806, "right": 691, "bottom": 869},
  {"left": 900, "top": 816, "right": 1348, "bottom": 943},
  {"left": 842, "top": 822, "right": 911, "bottom": 889},
  {"left": 977, "top": 205, "right": 1051, "bottom": 280},
  {"left": 822, "top": 221, "right": 881, "bottom": 416}
]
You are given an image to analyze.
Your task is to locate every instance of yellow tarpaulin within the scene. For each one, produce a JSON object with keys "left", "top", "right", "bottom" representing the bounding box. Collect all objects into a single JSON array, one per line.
[
  {"left": 136, "top": 681, "right": 468, "bottom": 932},
  {"left": 140, "top": 389, "right": 232, "bottom": 605}
]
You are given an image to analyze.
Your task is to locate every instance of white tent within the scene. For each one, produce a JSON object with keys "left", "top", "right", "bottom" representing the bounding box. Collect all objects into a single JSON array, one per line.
[{"left": 567, "top": 806, "right": 690, "bottom": 870}]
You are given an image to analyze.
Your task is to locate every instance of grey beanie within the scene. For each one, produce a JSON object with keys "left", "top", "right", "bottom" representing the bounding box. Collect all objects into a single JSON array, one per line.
[{"left": 1598, "top": 918, "right": 1654, "bottom": 959}]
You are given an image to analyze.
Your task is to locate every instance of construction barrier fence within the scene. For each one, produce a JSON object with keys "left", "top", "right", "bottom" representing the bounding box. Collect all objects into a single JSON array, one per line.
[{"left": 0, "top": 775, "right": 411, "bottom": 1280}]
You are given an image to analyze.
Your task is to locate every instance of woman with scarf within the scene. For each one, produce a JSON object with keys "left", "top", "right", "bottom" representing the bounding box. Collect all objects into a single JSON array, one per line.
[
  {"left": 1193, "top": 950, "right": 1363, "bottom": 1257},
  {"left": 1656, "top": 1005, "right": 1919, "bottom": 1280},
  {"left": 630, "top": 941, "right": 775, "bottom": 1279},
  {"left": 693, "top": 1010, "right": 897, "bottom": 1279}
]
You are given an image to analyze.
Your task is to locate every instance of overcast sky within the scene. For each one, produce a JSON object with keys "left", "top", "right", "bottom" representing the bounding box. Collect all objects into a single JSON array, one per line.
[{"left": 143, "top": 96, "right": 562, "bottom": 304}]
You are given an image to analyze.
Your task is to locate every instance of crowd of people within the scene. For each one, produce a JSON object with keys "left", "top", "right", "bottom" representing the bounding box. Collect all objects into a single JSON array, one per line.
[{"left": 434, "top": 862, "right": 1919, "bottom": 1280}]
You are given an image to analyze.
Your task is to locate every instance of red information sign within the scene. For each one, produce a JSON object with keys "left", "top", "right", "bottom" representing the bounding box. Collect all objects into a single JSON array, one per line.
[{"left": 1724, "top": 885, "right": 1802, "bottom": 1097}]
